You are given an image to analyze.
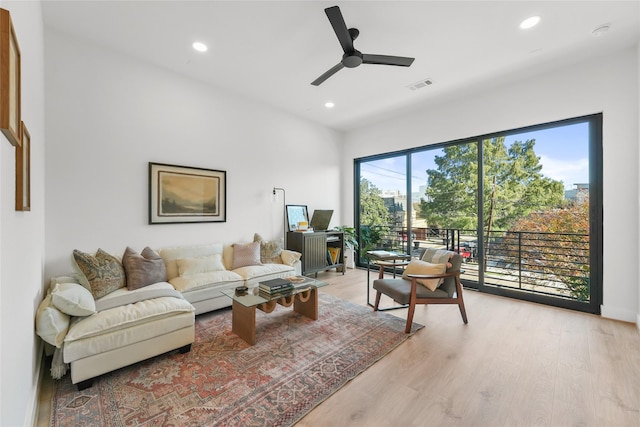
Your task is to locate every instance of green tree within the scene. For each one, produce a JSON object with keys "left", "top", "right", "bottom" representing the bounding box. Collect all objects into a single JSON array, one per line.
[
  {"left": 358, "top": 178, "right": 391, "bottom": 255},
  {"left": 359, "top": 178, "right": 391, "bottom": 226},
  {"left": 418, "top": 138, "right": 565, "bottom": 231},
  {"left": 504, "top": 193, "right": 590, "bottom": 300},
  {"left": 418, "top": 143, "right": 479, "bottom": 230}
]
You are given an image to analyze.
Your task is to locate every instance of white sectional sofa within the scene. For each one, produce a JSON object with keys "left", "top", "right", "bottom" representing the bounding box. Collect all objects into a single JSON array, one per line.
[
  {"left": 159, "top": 242, "right": 301, "bottom": 314},
  {"left": 36, "top": 236, "right": 302, "bottom": 389}
]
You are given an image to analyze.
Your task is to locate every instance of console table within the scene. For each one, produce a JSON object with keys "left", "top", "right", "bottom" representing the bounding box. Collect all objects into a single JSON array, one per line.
[{"left": 287, "top": 231, "right": 345, "bottom": 276}]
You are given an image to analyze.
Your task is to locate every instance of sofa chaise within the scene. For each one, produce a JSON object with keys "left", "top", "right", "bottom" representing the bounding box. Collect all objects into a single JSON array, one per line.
[{"left": 35, "top": 235, "right": 302, "bottom": 389}]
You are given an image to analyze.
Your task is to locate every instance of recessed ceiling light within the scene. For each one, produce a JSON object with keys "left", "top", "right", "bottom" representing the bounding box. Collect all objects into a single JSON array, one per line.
[
  {"left": 192, "top": 41, "right": 208, "bottom": 52},
  {"left": 520, "top": 16, "right": 540, "bottom": 29},
  {"left": 325, "top": 102, "right": 335, "bottom": 109}
]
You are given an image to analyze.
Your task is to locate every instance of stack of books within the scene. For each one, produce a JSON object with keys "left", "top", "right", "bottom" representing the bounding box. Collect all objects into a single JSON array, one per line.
[{"left": 258, "top": 278, "right": 294, "bottom": 298}]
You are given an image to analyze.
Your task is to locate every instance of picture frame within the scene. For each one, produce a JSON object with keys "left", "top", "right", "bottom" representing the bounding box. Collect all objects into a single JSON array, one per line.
[
  {"left": 15, "top": 120, "right": 29, "bottom": 211},
  {"left": 286, "top": 204, "right": 309, "bottom": 231},
  {"left": 149, "top": 162, "right": 226, "bottom": 224},
  {"left": 0, "top": 8, "right": 21, "bottom": 147}
]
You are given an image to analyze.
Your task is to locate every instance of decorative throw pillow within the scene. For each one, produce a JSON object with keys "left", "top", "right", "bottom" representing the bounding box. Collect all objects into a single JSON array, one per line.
[
  {"left": 122, "top": 246, "right": 167, "bottom": 290},
  {"left": 73, "top": 248, "right": 126, "bottom": 299},
  {"left": 421, "top": 248, "right": 453, "bottom": 268},
  {"left": 51, "top": 282, "right": 96, "bottom": 316},
  {"left": 280, "top": 249, "right": 302, "bottom": 266},
  {"left": 50, "top": 274, "right": 92, "bottom": 293},
  {"left": 177, "top": 254, "right": 226, "bottom": 276},
  {"left": 231, "top": 241, "right": 262, "bottom": 269},
  {"left": 35, "top": 294, "right": 70, "bottom": 348},
  {"left": 254, "top": 233, "right": 283, "bottom": 264},
  {"left": 402, "top": 259, "right": 447, "bottom": 291}
]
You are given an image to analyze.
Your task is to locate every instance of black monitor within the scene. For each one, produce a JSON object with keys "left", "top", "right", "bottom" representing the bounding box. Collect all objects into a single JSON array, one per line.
[{"left": 310, "top": 210, "right": 333, "bottom": 231}]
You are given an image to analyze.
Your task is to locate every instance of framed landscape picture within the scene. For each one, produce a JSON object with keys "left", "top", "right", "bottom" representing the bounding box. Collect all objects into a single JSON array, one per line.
[{"left": 149, "top": 162, "right": 226, "bottom": 224}]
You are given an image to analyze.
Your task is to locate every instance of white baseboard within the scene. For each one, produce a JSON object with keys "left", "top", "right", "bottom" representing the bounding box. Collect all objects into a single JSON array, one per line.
[
  {"left": 637, "top": 313, "right": 640, "bottom": 335},
  {"left": 600, "top": 304, "right": 637, "bottom": 323},
  {"left": 26, "top": 343, "right": 45, "bottom": 427}
]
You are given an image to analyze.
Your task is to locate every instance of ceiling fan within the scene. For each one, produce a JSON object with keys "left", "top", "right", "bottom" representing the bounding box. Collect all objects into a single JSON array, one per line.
[{"left": 311, "top": 5, "right": 415, "bottom": 86}]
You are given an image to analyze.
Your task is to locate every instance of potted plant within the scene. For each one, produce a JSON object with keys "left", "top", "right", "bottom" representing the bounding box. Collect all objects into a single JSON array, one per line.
[{"left": 335, "top": 225, "right": 358, "bottom": 270}]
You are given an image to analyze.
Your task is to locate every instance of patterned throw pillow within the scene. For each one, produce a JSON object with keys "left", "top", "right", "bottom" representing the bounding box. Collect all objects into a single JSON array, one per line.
[
  {"left": 122, "top": 246, "right": 167, "bottom": 290},
  {"left": 254, "top": 233, "right": 283, "bottom": 264},
  {"left": 73, "top": 249, "right": 126, "bottom": 299},
  {"left": 231, "top": 241, "right": 262, "bottom": 269}
]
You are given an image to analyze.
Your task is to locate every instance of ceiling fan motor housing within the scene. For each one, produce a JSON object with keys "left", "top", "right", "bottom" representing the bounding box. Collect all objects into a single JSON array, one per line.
[{"left": 343, "top": 50, "right": 363, "bottom": 68}]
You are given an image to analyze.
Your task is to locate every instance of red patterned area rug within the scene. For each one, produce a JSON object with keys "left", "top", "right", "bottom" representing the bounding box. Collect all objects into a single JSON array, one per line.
[{"left": 49, "top": 292, "right": 422, "bottom": 426}]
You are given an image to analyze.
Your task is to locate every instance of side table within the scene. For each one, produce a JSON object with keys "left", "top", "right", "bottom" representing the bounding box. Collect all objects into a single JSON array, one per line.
[{"left": 365, "top": 250, "right": 411, "bottom": 311}]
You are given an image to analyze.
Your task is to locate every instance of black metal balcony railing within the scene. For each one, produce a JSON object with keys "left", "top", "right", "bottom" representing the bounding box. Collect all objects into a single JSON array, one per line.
[{"left": 358, "top": 225, "right": 590, "bottom": 302}]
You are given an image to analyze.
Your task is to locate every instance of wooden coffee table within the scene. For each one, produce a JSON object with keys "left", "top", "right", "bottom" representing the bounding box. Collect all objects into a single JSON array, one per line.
[{"left": 221, "top": 276, "right": 328, "bottom": 345}]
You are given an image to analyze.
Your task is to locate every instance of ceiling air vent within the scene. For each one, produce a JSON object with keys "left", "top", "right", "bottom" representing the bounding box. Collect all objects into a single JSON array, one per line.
[{"left": 407, "top": 78, "right": 433, "bottom": 91}]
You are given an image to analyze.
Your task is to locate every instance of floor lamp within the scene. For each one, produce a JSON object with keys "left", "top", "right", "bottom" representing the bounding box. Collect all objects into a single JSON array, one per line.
[{"left": 272, "top": 187, "right": 286, "bottom": 246}]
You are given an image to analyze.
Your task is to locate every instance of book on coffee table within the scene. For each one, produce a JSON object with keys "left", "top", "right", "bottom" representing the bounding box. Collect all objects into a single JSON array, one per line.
[
  {"left": 258, "top": 288, "right": 294, "bottom": 300},
  {"left": 259, "top": 278, "right": 294, "bottom": 293}
]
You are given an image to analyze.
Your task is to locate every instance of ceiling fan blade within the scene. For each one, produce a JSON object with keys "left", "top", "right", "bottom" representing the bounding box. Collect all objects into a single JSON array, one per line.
[
  {"left": 362, "top": 54, "right": 415, "bottom": 67},
  {"left": 325, "top": 6, "right": 354, "bottom": 53},
  {"left": 311, "top": 62, "right": 345, "bottom": 86}
]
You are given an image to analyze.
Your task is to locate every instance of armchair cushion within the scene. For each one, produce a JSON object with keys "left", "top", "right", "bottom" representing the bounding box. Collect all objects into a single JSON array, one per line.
[
  {"left": 401, "top": 260, "right": 447, "bottom": 291},
  {"left": 373, "top": 278, "right": 450, "bottom": 304}
]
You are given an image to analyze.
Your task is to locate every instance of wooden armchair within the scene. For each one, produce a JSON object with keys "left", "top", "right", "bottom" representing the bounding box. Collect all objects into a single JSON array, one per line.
[{"left": 373, "top": 249, "right": 468, "bottom": 333}]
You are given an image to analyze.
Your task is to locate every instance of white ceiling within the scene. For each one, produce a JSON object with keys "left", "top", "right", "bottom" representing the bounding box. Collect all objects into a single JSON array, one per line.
[{"left": 41, "top": 1, "right": 640, "bottom": 131}]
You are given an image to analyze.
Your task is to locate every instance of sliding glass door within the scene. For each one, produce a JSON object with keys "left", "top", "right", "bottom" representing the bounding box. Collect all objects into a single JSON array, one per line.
[
  {"left": 354, "top": 114, "right": 602, "bottom": 314},
  {"left": 478, "top": 119, "right": 599, "bottom": 312}
]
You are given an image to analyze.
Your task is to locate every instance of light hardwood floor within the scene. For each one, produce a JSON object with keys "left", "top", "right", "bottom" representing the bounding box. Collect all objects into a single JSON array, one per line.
[{"left": 37, "top": 268, "right": 640, "bottom": 427}]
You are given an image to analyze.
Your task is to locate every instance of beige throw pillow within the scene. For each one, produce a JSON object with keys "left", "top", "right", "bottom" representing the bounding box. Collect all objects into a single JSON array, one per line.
[
  {"left": 35, "top": 294, "right": 70, "bottom": 348},
  {"left": 51, "top": 282, "right": 96, "bottom": 316},
  {"left": 280, "top": 249, "right": 302, "bottom": 266},
  {"left": 177, "top": 254, "right": 226, "bottom": 276},
  {"left": 402, "top": 259, "right": 447, "bottom": 291},
  {"left": 122, "top": 246, "right": 168, "bottom": 290}
]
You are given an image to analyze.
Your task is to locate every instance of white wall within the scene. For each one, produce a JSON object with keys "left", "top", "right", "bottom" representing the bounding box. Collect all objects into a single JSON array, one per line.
[
  {"left": 342, "top": 47, "right": 640, "bottom": 323},
  {"left": 0, "top": 1, "right": 46, "bottom": 426},
  {"left": 44, "top": 29, "right": 342, "bottom": 279},
  {"left": 637, "top": 41, "right": 640, "bottom": 333}
]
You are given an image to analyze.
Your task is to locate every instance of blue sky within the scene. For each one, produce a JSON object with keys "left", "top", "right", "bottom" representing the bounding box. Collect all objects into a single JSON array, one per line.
[{"left": 361, "top": 122, "right": 590, "bottom": 194}]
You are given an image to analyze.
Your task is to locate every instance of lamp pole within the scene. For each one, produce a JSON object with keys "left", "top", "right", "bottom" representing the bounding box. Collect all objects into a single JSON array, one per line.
[{"left": 273, "top": 187, "right": 286, "bottom": 246}]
